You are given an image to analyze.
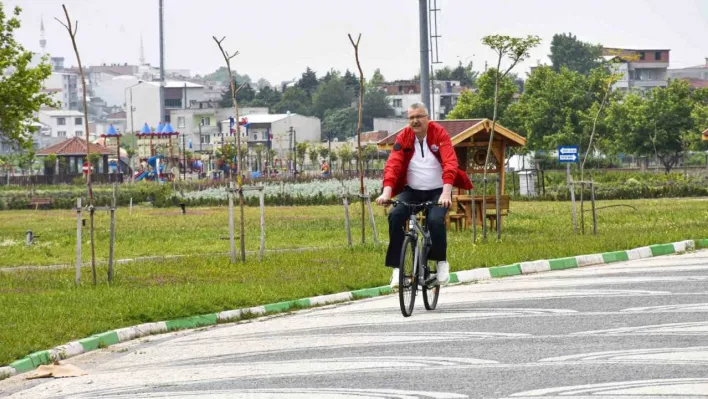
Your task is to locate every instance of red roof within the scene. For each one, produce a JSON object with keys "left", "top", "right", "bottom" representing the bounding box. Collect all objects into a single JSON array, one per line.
[
  {"left": 703, "top": 128, "right": 708, "bottom": 136},
  {"left": 37, "top": 137, "right": 113, "bottom": 156},
  {"left": 378, "top": 119, "right": 484, "bottom": 145}
]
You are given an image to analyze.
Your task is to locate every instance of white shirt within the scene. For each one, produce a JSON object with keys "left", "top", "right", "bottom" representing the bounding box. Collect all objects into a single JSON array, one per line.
[{"left": 407, "top": 136, "right": 443, "bottom": 190}]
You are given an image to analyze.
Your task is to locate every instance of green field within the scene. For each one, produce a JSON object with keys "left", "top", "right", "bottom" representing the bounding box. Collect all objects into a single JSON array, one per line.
[{"left": 1, "top": 198, "right": 707, "bottom": 366}]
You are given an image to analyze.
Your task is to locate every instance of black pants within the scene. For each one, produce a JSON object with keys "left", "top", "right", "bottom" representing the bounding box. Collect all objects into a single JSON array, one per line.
[{"left": 385, "top": 186, "right": 448, "bottom": 267}]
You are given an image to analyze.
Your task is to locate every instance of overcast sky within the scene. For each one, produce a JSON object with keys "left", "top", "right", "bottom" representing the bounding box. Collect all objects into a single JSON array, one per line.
[{"left": 8, "top": 0, "right": 708, "bottom": 84}]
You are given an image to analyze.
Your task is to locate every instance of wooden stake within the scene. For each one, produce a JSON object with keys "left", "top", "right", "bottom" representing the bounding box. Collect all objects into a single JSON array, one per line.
[
  {"left": 89, "top": 205, "right": 96, "bottom": 286},
  {"left": 228, "top": 181, "right": 236, "bottom": 263},
  {"left": 343, "top": 197, "right": 352, "bottom": 248},
  {"left": 108, "top": 190, "right": 116, "bottom": 283},
  {"left": 570, "top": 183, "right": 577, "bottom": 233},
  {"left": 365, "top": 195, "right": 378, "bottom": 245},
  {"left": 129, "top": 197, "right": 133, "bottom": 215},
  {"left": 496, "top": 177, "right": 501, "bottom": 241},
  {"left": 471, "top": 190, "right": 477, "bottom": 243},
  {"left": 591, "top": 180, "right": 598, "bottom": 236},
  {"left": 259, "top": 187, "right": 265, "bottom": 261},
  {"left": 75, "top": 197, "right": 82, "bottom": 286}
]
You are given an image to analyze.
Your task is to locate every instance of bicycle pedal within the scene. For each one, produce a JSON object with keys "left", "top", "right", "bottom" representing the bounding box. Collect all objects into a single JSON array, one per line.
[{"left": 424, "top": 276, "right": 439, "bottom": 288}]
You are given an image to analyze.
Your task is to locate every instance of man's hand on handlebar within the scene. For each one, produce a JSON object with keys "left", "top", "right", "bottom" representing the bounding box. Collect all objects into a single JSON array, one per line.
[{"left": 376, "top": 187, "right": 393, "bottom": 206}]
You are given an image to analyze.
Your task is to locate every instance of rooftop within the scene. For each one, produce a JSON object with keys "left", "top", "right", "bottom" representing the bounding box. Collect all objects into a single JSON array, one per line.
[
  {"left": 40, "top": 110, "right": 85, "bottom": 117},
  {"left": 144, "top": 80, "right": 203, "bottom": 88},
  {"left": 220, "top": 114, "right": 299, "bottom": 124},
  {"left": 37, "top": 137, "right": 113, "bottom": 156}
]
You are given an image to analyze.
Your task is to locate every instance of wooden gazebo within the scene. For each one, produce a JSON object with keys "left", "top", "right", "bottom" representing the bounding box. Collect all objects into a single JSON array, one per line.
[
  {"left": 377, "top": 119, "right": 527, "bottom": 228},
  {"left": 37, "top": 137, "right": 113, "bottom": 176},
  {"left": 703, "top": 128, "right": 708, "bottom": 141}
]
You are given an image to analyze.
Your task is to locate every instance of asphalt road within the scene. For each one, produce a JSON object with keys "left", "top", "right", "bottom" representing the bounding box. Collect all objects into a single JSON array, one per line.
[{"left": 3, "top": 250, "right": 708, "bottom": 398}]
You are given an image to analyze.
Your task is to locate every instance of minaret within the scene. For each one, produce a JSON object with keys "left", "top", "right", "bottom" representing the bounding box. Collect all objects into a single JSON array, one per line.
[
  {"left": 39, "top": 17, "right": 47, "bottom": 55},
  {"left": 139, "top": 34, "right": 145, "bottom": 65}
]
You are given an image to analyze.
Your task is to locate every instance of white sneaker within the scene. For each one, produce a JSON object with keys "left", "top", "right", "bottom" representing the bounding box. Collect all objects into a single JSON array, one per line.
[
  {"left": 437, "top": 261, "right": 450, "bottom": 284},
  {"left": 390, "top": 268, "right": 399, "bottom": 288}
]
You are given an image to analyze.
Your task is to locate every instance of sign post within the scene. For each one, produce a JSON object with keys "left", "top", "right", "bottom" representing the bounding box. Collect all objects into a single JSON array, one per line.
[{"left": 559, "top": 146, "right": 579, "bottom": 233}]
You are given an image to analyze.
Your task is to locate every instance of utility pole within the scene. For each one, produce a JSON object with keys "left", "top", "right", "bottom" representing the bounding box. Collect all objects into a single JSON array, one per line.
[
  {"left": 419, "top": 0, "right": 431, "bottom": 112},
  {"left": 198, "top": 120, "right": 203, "bottom": 152},
  {"left": 182, "top": 132, "right": 186, "bottom": 180},
  {"left": 158, "top": 0, "right": 166, "bottom": 123}
]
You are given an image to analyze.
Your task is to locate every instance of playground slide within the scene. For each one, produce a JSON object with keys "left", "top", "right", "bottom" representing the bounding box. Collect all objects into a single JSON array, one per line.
[{"left": 135, "top": 171, "right": 148, "bottom": 181}]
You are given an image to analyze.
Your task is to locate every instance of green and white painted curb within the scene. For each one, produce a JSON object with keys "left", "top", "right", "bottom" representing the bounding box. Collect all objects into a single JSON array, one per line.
[{"left": 1, "top": 238, "right": 706, "bottom": 380}]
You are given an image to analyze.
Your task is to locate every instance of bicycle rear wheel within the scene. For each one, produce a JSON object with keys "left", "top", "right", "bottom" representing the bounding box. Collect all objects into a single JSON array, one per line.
[
  {"left": 422, "top": 260, "right": 440, "bottom": 310},
  {"left": 398, "top": 235, "right": 417, "bottom": 317}
]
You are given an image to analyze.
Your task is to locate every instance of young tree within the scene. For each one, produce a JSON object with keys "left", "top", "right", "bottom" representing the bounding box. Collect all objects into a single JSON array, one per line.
[
  {"left": 308, "top": 144, "right": 319, "bottom": 170},
  {"left": 0, "top": 4, "right": 55, "bottom": 152},
  {"left": 57, "top": 4, "right": 99, "bottom": 284},
  {"left": 213, "top": 35, "right": 246, "bottom": 262},
  {"left": 480, "top": 34, "right": 540, "bottom": 241},
  {"left": 349, "top": 33, "right": 367, "bottom": 244},
  {"left": 447, "top": 68, "right": 517, "bottom": 121},
  {"left": 295, "top": 142, "right": 308, "bottom": 171}
]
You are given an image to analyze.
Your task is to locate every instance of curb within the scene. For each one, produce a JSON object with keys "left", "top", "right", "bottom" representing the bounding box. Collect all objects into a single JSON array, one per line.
[{"left": 1, "top": 238, "right": 706, "bottom": 380}]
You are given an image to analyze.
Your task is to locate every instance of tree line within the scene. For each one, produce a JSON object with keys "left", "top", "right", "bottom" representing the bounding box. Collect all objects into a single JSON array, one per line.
[{"left": 447, "top": 33, "right": 708, "bottom": 173}]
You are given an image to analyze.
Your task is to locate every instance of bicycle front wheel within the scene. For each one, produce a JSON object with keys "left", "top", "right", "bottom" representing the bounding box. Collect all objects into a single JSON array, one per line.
[
  {"left": 423, "top": 259, "right": 440, "bottom": 310},
  {"left": 398, "top": 235, "right": 417, "bottom": 317}
]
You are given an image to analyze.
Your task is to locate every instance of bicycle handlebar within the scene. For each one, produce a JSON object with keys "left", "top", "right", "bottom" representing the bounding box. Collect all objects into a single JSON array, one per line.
[{"left": 385, "top": 200, "right": 439, "bottom": 212}]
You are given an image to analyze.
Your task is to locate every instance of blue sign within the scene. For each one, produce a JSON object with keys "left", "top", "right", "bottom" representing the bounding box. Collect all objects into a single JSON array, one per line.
[
  {"left": 229, "top": 117, "right": 235, "bottom": 127},
  {"left": 188, "top": 139, "right": 193, "bottom": 150},
  {"left": 558, "top": 146, "right": 579, "bottom": 163}
]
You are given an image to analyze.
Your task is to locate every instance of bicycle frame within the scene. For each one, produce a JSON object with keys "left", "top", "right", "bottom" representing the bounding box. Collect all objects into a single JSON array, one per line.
[{"left": 406, "top": 209, "right": 433, "bottom": 286}]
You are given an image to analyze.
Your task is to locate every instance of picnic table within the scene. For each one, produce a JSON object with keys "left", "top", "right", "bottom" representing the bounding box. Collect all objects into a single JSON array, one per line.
[{"left": 450, "top": 194, "right": 510, "bottom": 230}]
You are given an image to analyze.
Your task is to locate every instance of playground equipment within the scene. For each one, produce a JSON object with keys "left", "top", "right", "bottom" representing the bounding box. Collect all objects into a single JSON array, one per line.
[
  {"left": 101, "top": 124, "right": 122, "bottom": 174},
  {"left": 135, "top": 122, "right": 180, "bottom": 182},
  {"left": 135, "top": 155, "right": 167, "bottom": 182}
]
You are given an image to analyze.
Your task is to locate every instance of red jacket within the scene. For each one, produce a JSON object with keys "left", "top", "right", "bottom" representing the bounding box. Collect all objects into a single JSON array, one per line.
[{"left": 383, "top": 121, "right": 473, "bottom": 196}]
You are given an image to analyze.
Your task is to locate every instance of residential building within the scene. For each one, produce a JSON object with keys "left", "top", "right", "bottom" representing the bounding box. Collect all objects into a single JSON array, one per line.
[
  {"left": 218, "top": 114, "right": 321, "bottom": 157},
  {"left": 126, "top": 80, "right": 206, "bottom": 131},
  {"left": 382, "top": 80, "right": 420, "bottom": 95},
  {"left": 387, "top": 92, "right": 460, "bottom": 120},
  {"left": 94, "top": 75, "right": 141, "bottom": 108},
  {"left": 169, "top": 107, "right": 269, "bottom": 154},
  {"left": 37, "top": 110, "right": 89, "bottom": 143},
  {"left": 385, "top": 80, "right": 462, "bottom": 120},
  {"left": 667, "top": 58, "right": 708, "bottom": 88},
  {"left": 603, "top": 47, "right": 670, "bottom": 92},
  {"left": 43, "top": 71, "right": 82, "bottom": 110},
  {"left": 0, "top": 122, "right": 50, "bottom": 156},
  {"left": 373, "top": 118, "right": 407, "bottom": 135}
]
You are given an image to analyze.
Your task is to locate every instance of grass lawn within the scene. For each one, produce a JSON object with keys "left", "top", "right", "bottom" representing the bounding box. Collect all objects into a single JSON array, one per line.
[{"left": 0, "top": 198, "right": 707, "bottom": 366}]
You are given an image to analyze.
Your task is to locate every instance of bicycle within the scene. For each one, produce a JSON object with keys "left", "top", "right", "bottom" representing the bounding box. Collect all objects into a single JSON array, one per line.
[{"left": 388, "top": 200, "right": 441, "bottom": 317}]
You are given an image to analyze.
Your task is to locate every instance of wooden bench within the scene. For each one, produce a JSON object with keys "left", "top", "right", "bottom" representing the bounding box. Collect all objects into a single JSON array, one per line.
[
  {"left": 445, "top": 196, "right": 466, "bottom": 231},
  {"left": 29, "top": 197, "right": 53, "bottom": 210},
  {"left": 484, "top": 196, "right": 510, "bottom": 230}
]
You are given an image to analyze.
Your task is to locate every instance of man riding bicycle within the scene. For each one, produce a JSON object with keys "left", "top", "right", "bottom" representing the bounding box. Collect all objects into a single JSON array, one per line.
[{"left": 376, "top": 103, "right": 473, "bottom": 287}]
